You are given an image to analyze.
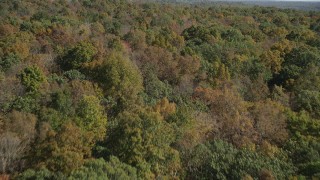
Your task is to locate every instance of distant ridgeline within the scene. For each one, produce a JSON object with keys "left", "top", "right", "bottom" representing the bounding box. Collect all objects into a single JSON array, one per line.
[{"left": 137, "top": 0, "right": 320, "bottom": 11}]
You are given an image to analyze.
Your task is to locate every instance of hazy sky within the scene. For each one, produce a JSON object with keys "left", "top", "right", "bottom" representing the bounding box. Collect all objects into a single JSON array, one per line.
[
  {"left": 233, "top": 0, "right": 320, "bottom": 1},
  {"left": 231, "top": 0, "right": 320, "bottom": 1},
  {"left": 278, "top": 0, "right": 320, "bottom": 1},
  {"left": 252, "top": 0, "right": 319, "bottom": 1},
  {"left": 217, "top": 0, "right": 320, "bottom": 1}
]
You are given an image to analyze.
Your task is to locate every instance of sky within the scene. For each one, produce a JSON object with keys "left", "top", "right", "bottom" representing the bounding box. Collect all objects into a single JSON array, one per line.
[
  {"left": 274, "top": 0, "right": 320, "bottom": 1},
  {"left": 227, "top": 0, "right": 320, "bottom": 1}
]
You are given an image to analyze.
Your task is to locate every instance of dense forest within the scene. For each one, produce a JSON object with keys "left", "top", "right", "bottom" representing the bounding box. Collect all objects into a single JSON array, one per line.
[{"left": 0, "top": 0, "right": 320, "bottom": 179}]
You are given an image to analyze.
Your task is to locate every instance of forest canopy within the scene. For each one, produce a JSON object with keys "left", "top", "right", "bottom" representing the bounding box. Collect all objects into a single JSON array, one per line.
[{"left": 0, "top": 0, "right": 320, "bottom": 179}]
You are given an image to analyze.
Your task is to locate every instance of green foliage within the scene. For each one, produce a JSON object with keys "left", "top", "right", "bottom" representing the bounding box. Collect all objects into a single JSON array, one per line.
[
  {"left": 90, "top": 53, "right": 143, "bottom": 113},
  {"left": 285, "top": 139, "right": 320, "bottom": 177},
  {"left": 17, "top": 157, "right": 137, "bottom": 180},
  {"left": 63, "top": 70, "right": 86, "bottom": 80},
  {"left": 221, "top": 28, "right": 244, "bottom": 42},
  {"left": 272, "top": 46, "right": 320, "bottom": 89},
  {"left": 19, "top": 66, "right": 45, "bottom": 92},
  {"left": 287, "top": 110, "right": 320, "bottom": 140},
  {"left": 61, "top": 41, "right": 97, "bottom": 70},
  {"left": 142, "top": 73, "right": 173, "bottom": 105},
  {"left": 0, "top": 53, "right": 20, "bottom": 71},
  {"left": 11, "top": 94, "right": 40, "bottom": 113},
  {"left": 38, "top": 108, "right": 65, "bottom": 131},
  {"left": 16, "top": 168, "right": 65, "bottom": 180},
  {"left": 104, "top": 20, "right": 121, "bottom": 36},
  {"left": 69, "top": 157, "right": 137, "bottom": 180},
  {"left": 187, "top": 140, "right": 294, "bottom": 179},
  {"left": 50, "top": 91, "right": 73, "bottom": 115},
  {"left": 182, "top": 25, "right": 215, "bottom": 43},
  {"left": 109, "top": 106, "right": 180, "bottom": 178},
  {"left": 295, "top": 90, "right": 320, "bottom": 119},
  {"left": 107, "top": 37, "right": 123, "bottom": 51},
  {"left": 242, "top": 59, "right": 272, "bottom": 81},
  {"left": 75, "top": 95, "right": 107, "bottom": 141}
]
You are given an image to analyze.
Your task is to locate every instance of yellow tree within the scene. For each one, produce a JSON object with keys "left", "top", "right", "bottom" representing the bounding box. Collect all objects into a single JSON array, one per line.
[{"left": 194, "top": 86, "right": 257, "bottom": 148}]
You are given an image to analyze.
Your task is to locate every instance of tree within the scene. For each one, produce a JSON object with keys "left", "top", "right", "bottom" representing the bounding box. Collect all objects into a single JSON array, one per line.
[
  {"left": 285, "top": 139, "right": 320, "bottom": 177},
  {"left": 0, "top": 132, "right": 25, "bottom": 174},
  {"left": 75, "top": 95, "right": 107, "bottom": 141},
  {"left": 0, "top": 111, "right": 37, "bottom": 174},
  {"left": 152, "top": 28, "right": 185, "bottom": 51},
  {"left": 49, "top": 90, "right": 73, "bottom": 116},
  {"left": 124, "top": 29, "right": 147, "bottom": 50},
  {"left": 294, "top": 90, "right": 320, "bottom": 119},
  {"left": 221, "top": 28, "right": 244, "bottom": 42},
  {"left": 32, "top": 122, "right": 94, "bottom": 173},
  {"left": 69, "top": 157, "right": 138, "bottom": 180},
  {"left": 0, "top": 53, "right": 20, "bottom": 72},
  {"left": 88, "top": 52, "right": 143, "bottom": 114},
  {"left": 17, "top": 157, "right": 137, "bottom": 180},
  {"left": 186, "top": 140, "right": 294, "bottom": 180},
  {"left": 260, "top": 50, "right": 283, "bottom": 73},
  {"left": 4, "top": 110, "right": 37, "bottom": 143},
  {"left": 16, "top": 168, "right": 64, "bottom": 180},
  {"left": 134, "top": 47, "right": 178, "bottom": 83},
  {"left": 287, "top": 111, "right": 320, "bottom": 140},
  {"left": 60, "top": 41, "right": 97, "bottom": 70},
  {"left": 142, "top": 72, "right": 173, "bottom": 105},
  {"left": 193, "top": 86, "right": 256, "bottom": 147},
  {"left": 272, "top": 46, "right": 320, "bottom": 90},
  {"left": 19, "top": 66, "right": 45, "bottom": 92},
  {"left": 182, "top": 25, "right": 213, "bottom": 43},
  {"left": 250, "top": 100, "right": 289, "bottom": 145},
  {"left": 153, "top": 98, "right": 176, "bottom": 119},
  {"left": 134, "top": 47, "right": 199, "bottom": 84},
  {"left": 109, "top": 106, "right": 181, "bottom": 179}
]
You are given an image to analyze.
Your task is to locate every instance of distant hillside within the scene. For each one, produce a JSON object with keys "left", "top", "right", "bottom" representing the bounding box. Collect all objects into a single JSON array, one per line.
[
  {"left": 239, "top": 1, "right": 320, "bottom": 11},
  {"left": 139, "top": 0, "right": 320, "bottom": 11}
]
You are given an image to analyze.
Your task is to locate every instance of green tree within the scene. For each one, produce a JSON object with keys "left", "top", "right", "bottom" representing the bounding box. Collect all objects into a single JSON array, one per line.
[
  {"left": 19, "top": 66, "right": 45, "bottom": 92},
  {"left": 285, "top": 139, "right": 320, "bottom": 178},
  {"left": 0, "top": 53, "right": 20, "bottom": 72},
  {"left": 75, "top": 95, "right": 107, "bottom": 141},
  {"left": 186, "top": 140, "right": 294, "bottom": 180},
  {"left": 61, "top": 41, "right": 97, "bottom": 70},
  {"left": 17, "top": 157, "right": 137, "bottom": 180},
  {"left": 16, "top": 168, "right": 65, "bottom": 180},
  {"left": 182, "top": 25, "right": 214, "bottom": 43},
  {"left": 69, "top": 157, "right": 137, "bottom": 180},
  {"left": 294, "top": 90, "right": 320, "bottom": 119},
  {"left": 50, "top": 90, "right": 73, "bottom": 116},
  {"left": 89, "top": 53, "right": 143, "bottom": 114},
  {"left": 109, "top": 106, "right": 181, "bottom": 179},
  {"left": 272, "top": 46, "right": 320, "bottom": 89},
  {"left": 287, "top": 111, "right": 320, "bottom": 140}
]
